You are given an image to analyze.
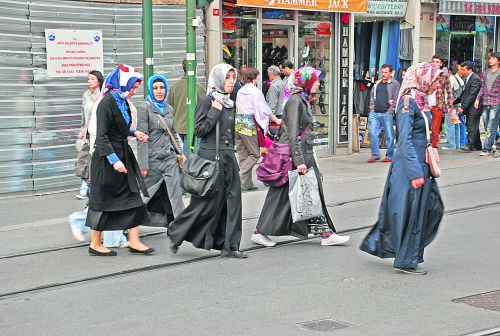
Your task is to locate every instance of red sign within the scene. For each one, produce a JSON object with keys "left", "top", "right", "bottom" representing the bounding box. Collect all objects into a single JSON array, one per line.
[{"left": 213, "top": 8, "right": 220, "bottom": 16}]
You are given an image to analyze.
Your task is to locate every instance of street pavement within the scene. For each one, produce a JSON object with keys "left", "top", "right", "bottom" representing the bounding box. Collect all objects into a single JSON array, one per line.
[{"left": 0, "top": 148, "right": 499, "bottom": 336}]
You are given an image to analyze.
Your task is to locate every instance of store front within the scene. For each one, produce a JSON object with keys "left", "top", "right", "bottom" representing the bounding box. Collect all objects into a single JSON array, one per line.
[
  {"left": 219, "top": 0, "right": 367, "bottom": 155},
  {"left": 437, "top": 0, "right": 499, "bottom": 73}
]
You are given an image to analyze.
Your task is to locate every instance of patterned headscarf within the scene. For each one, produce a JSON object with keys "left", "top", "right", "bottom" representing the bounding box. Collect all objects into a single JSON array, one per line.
[
  {"left": 102, "top": 64, "right": 143, "bottom": 124},
  {"left": 207, "top": 63, "right": 237, "bottom": 108},
  {"left": 284, "top": 67, "right": 322, "bottom": 104},
  {"left": 397, "top": 62, "right": 442, "bottom": 111},
  {"left": 145, "top": 74, "right": 168, "bottom": 114}
]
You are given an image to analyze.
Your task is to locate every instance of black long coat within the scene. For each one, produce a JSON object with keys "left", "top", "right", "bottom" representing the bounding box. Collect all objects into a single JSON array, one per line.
[
  {"left": 167, "top": 96, "right": 243, "bottom": 251},
  {"left": 86, "top": 94, "right": 149, "bottom": 231},
  {"left": 256, "top": 94, "right": 336, "bottom": 238}
]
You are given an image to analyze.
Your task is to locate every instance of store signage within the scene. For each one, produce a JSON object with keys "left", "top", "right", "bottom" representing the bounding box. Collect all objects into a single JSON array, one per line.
[
  {"left": 450, "top": 15, "right": 475, "bottom": 31},
  {"left": 235, "top": 0, "right": 367, "bottom": 13},
  {"left": 45, "top": 29, "right": 103, "bottom": 78},
  {"left": 439, "top": 0, "right": 500, "bottom": 16},
  {"left": 338, "top": 15, "right": 350, "bottom": 144},
  {"left": 356, "top": 0, "right": 408, "bottom": 18}
]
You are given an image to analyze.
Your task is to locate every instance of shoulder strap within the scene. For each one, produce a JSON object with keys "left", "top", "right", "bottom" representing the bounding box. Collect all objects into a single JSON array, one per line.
[
  {"left": 419, "top": 110, "right": 432, "bottom": 145},
  {"left": 147, "top": 101, "right": 182, "bottom": 155}
]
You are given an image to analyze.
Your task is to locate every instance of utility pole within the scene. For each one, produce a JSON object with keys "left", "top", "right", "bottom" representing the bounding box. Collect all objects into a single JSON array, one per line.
[
  {"left": 186, "top": 0, "right": 198, "bottom": 155},
  {"left": 142, "top": 0, "right": 154, "bottom": 97}
]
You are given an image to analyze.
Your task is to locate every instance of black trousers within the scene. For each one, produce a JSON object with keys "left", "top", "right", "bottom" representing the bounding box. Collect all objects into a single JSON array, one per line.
[{"left": 465, "top": 114, "right": 482, "bottom": 150}]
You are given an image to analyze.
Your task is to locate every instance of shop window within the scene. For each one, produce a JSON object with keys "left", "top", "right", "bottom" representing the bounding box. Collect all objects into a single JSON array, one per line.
[
  {"left": 222, "top": 18, "right": 257, "bottom": 71},
  {"left": 299, "top": 18, "right": 332, "bottom": 149},
  {"left": 262, "top": 9, "right": 294, "bottom": 20},
  {"left": 436, "top": 15, "right": 495, "bottom": 73},
  {"left": 222, "top": 0, "right": 256, "bottom": 17}
]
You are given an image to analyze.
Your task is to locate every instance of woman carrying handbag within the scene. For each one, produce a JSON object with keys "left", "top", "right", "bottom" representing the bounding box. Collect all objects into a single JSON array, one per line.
[
  {"left": 167, "top": 64, "right": 248, "bottom": 259},
  {"left": 360, "top": 63, "right": 445, "bottom": 274},
  {"left": 137, "top": 74, "right": 185, "bottom": 228},
  {"left": 252, "top": 67, "right": 350, "bottom": 247}
]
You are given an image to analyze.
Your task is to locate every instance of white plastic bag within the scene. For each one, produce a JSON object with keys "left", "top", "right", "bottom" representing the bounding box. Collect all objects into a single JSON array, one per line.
[{"left": 288, "top": 169, "right": 323, "bottom": 223}]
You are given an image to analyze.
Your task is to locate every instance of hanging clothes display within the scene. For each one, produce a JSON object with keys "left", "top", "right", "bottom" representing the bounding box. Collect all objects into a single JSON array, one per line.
[
  {"left": 386, "top": 21, "right": 401, "bottom": 76},
  {"left": 369, "top": 22, "right": 380, "bottom": 77},
  {"left": 378, "top": 22, "right": 390, "bottom": 67}
]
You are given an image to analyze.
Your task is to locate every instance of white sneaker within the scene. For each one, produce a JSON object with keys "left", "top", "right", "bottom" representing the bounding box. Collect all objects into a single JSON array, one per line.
[
  {"left": 68, "top": 220, "right": 87, "bottom": 242},
  {"left": 251, "top": 233, "right": 276, "bottom": 247},
  {"left": 320, "top": 233, "right": 350, "bottom": 246},
  {"left": 75, "top": 194, "right": 87, "bottom": 200},
  {"left": 479, "top": 151, "right": 491, "bottom": 157}
]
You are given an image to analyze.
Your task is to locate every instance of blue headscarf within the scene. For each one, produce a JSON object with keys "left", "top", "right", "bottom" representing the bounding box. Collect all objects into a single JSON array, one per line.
[
  {"left": 102, "top": 64, "right": 144, "bottom": 124},
  {"left": 145, "top": 74, "right": 168, "bottom": 114}
]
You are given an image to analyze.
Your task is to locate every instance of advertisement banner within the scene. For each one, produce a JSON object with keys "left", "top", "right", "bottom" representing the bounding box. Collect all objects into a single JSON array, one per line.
[
  {"left": 439, "top": 1, "right": 500, "bottom": 16},
  {"left": 236, "top": 0, "right": 367, "bottom": 13},
  {"left": 45, "top": 29, "right": 104, "bottom": 78},
  {"left": 357, "top": 0, "right": 408, "bottom": 18}
]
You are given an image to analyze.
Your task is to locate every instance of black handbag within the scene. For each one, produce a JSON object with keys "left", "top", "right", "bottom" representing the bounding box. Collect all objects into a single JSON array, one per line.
[{"left": 180, "top": 121, "right": 219, "bottom": 198}]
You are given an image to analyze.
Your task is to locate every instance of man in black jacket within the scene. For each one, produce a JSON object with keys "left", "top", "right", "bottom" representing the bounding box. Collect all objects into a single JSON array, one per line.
[{"left": 458, "top": 61, "right": 482, "bottom": 151}]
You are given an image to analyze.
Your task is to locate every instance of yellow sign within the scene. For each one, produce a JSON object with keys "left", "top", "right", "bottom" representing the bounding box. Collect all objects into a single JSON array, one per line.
[{"left": 236, "top": 0, "right": 367, "bottom": 13}]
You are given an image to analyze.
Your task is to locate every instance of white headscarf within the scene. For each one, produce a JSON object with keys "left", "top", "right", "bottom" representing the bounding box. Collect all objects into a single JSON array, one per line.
[
  {"left": 207, "top": 63, "right": 237, "bottom": 108},
  {"left": 236, "top": 83, "right": 272, "bottom": 132}
]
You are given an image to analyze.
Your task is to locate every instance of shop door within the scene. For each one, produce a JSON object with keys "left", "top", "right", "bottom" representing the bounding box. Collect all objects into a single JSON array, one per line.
[
  {"left": 449, "top": 33, "right": 475, "bottom": 66},
  {"left": 261, "top": 25, "right": 294, "bottom": 95}
]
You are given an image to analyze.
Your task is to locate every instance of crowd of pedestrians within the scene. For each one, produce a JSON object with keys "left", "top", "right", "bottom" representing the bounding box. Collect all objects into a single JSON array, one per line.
[
  {"left": 67, "top": 50, "right": 499, "bottom": 273},
  {"left": 366, "top": 52, "right": 500, "bottom": 161}
]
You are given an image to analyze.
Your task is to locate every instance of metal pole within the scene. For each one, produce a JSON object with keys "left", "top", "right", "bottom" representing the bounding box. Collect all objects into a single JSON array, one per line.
[
  {"left": 186, "top": 0, "right": 197, "bottom": 155},
  {"left": 142, "top": 0, "right": 154, "bottom": 97}
]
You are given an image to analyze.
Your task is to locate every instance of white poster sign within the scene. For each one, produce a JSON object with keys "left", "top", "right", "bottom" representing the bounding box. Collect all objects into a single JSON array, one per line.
[
  {"left": 45, "top": 29, "right": 103, "bottom": 78},
  {"left": 357, "top": 0, "right": 408, "bottom": 18}
]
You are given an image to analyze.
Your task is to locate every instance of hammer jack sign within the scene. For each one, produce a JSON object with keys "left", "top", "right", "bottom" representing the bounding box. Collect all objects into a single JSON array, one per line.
[{"left": 236, "top": 0, "right": 367, "bottom": 13}]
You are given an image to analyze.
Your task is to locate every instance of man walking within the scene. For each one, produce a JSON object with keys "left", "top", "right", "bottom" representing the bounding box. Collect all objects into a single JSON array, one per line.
[
  {"left": 367, "top": 64, "right": 400, "bottom": 163},
  {"left": 167, "top": 59, "right": 205, "bottom": 155},
  {"left": 474, "top": 52, "right": 500, "bottom": 156},
  {"left": 458, "top": 61, "right": 482, "bottom": 151},
  {"left": 266, "top": 65, "right": 285, "bottom": 118},
  {"left": 430, "top": 56, "right": 454, "bottom": 148},
  {"left": 280, "top": 59, "right": 294, "bottom": 84}
]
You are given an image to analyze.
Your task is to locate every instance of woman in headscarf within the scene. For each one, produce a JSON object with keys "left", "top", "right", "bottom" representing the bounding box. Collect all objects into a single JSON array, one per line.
[
  {"left": 167, "top": 63, "right": 247, "bottom": 258},
  {"left": 251, "top": 67, "right": 351, "bottom": 247},
  {"left": 360, "top": 62, "right": 445, "bottom": 274},
  {"left": 235, "top": 67, "right": 277, "bottom": 191},
  {"left": 85, "top": 64, "right": 153, "bottom": 256},
  {"left": 137, "top": 74, "right": 184, "bottom": 228}
]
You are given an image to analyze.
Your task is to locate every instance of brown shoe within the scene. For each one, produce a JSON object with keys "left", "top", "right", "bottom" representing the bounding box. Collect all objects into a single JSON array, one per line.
[{"left": 460, "top": 145, "right": 472, "bottom": 152}]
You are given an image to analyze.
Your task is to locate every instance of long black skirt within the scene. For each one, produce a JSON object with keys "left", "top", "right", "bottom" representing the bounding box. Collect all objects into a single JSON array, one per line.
[
  {"left": 86, "top": 205, "right": 150, "bottom": 231},
  {"left": 168, "top": 148, "right": 242, "bottom": 251},
  {"left": 257, "top": 164, "right": 336, "bottom": 239}
]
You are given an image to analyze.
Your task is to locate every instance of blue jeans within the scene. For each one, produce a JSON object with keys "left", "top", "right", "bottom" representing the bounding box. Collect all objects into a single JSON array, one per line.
[
  {"left": 481, "top": 105, "right": 500, "bottom": 151},
  {"left": 445, "top": 113, "right": 461, "bottom": 148},
  {"left": 459, "top": 114, "right": 467, "bottom": 147},
  {"left": 368, "top": 112, "right": 395, "bottom": 159},
  {"left": 79, "top": 180, "right": 89, "bottom": 197},
  {"left": 69, "top": 207, "right": 128, "bottom": 247}
]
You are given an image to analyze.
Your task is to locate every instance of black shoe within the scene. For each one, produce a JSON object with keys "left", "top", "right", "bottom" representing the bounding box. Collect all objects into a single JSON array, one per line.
[
  {"left": 128, "top": 247, "right": 155, "bottom": 255},
  {"left": 169, "top": 243, "right": 178, "bottom": 254},
  {"left": 394, "top": 267, "right": 427, "bottom": 275},
  {"left": 88, "top": 247, "right": 117, "bottom": 256},
  {"left": 221, "top": 250, "right": 249, "bottom": 259}
]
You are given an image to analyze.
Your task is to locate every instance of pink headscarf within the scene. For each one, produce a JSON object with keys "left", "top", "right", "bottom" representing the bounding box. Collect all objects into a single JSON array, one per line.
[{"left": 397, "top": 62, "right": 442, "bottom": 111}]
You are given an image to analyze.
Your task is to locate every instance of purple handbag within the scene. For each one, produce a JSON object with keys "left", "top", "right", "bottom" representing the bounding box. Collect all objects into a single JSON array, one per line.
[
  {"left": 256, "top": 128, "right": 307, "bottom": 187},
  {"left": 256, "top": 141, "right": 293, "bottom": 187}
]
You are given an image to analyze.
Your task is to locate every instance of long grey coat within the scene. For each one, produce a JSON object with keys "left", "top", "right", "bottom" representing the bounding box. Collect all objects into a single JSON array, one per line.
[{"left": 137, "top": 101, "right": 184, "bottom": 227}]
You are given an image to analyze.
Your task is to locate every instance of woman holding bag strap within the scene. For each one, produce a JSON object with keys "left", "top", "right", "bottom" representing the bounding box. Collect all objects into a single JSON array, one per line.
[
  {"left": 360, "top": 62, "right": 445, "bottom": 275},
  {"left": 167, "top": 64, "right": 247, "bottom": 258},
  {"left": 137, "top": 74, "right": 185, "bottom": 228}
]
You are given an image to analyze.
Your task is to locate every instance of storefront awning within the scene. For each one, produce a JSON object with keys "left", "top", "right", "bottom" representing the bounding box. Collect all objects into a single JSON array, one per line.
[
  {"left": 356, "top": 0, "right": 408, "bottom": 19},
  {"left": 439, "top": 0, "right": 500, "bottom": 16},
  {"left": 235, "top": 0, "right": 368, "bottom": 13}
]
